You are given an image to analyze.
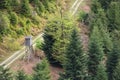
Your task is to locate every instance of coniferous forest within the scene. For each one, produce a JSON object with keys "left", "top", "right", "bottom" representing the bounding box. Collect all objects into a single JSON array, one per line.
[{"left": 0, "top": 0, "right": 120, "bottom": 80}]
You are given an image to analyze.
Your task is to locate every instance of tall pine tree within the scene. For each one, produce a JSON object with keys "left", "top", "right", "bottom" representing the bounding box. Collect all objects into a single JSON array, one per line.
[
  {"left": 88, "top": 26, "right": 107, "bottom": 80},
  {"left": 107, "top": 40, "right": 120, "bottom": 80},
  {"left": 107, "top": 2, "right": 120, "bottom": 31},
  {"left": 113, "top": 60, "right": 120, "bottom": 80},
  {"left": 59, "top": 28, "right": 87, "bottom": 80}
]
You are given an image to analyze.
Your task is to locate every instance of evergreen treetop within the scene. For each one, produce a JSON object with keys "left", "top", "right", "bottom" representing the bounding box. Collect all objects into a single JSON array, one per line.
[
  {"left": 33, "top": 59, "right": 51, "bottom": 80},
  {"left": 59, "top": 28, "right": 87, "bottom": 80}
]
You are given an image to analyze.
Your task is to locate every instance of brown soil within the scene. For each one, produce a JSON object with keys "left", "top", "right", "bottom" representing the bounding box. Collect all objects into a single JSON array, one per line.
[
  {"left": 80, "top": 0, "right": 91, "bottom": 13},
  {"left": 79, "top": 0, "right": 90, "bottom": 51},
  {"left": 79, "top": 24, "right": 89, "bottom": 51},
  {"left": 10, "top": 56, "right": 62, "bottom": 80},
  {"left": 50, "top": 65, "right": 63, "bottom": 80}
]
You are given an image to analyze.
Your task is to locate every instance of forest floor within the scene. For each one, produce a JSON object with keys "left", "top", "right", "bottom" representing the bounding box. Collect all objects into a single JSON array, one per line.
[{"left": 10, "top": 56, "right": 63, "bottom": 80}]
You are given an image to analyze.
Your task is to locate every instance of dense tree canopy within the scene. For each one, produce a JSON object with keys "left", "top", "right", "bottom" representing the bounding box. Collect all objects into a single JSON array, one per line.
[
  {"left": 59, "top": 28, "right": 87, "bottom": 80},
  {"left": 43, "top": 16, "right": 74, "bottom": 64}
]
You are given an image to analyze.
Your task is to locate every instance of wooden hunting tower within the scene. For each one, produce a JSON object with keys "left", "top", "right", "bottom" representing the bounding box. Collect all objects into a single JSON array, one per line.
[{"left": 24, "top": 36, "right": 33, "bottom": 63}]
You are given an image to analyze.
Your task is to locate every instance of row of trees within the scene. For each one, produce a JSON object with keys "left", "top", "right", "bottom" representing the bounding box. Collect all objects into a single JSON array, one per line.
[
  {"left": 0, "top": 59, "right": 51, "bottom": 80},
  {"left": 1, "top": 25, "right": 120, "bottom": 80},
  {"left": 0, "top": 0, "right": 56, "bottom": 16},
  {"left": 41, "top": 0, "right": 120, "bottom": 80},
  {"left": 88, "top": 0, "right": 120, "bottom": 80}
]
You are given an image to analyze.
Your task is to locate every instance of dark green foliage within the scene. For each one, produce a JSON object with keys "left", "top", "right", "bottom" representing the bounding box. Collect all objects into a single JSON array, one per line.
[
  {"left": 9, "top": 12, "right": 18, "bottom": 25},
  {"left": 89, "top": 5, "right": 108, "bottom": 31},
  {"left": 88, "top": 5, "right": 113, "bottom": 54},
  {"left": 16, "top": 70, "right": 28, "bottom": 80},
  {"left": 78, "top": 11, "right": 88, "bottom": 23},
  {"left": 34, "top": 0, "right": 45, "bottom": 16},
  {"left": 59, "top": 29, "right": 87, "bottom": 80},
  {"left": 88, "top": 26, "right": 107, "bottom": 80},
  {"left": 100, "top": 28, "right": 113, "bottom": 54},
  {"left": 20, "top": 0, "right": 31, "bottom": 17},
  {"left": 113, "top": 61, "right": 120, "bottom": 80},
  {"left": 94, "top": 65, "right": 108, "bottom": 80},
  {"left": 42, "top": 0, "right": 49, "bottom": 10},
  {"left": 10, "top": 0, "right": 19, "bottom": 12},
  {"left": 33, "top": 59, "right": 51, "bottom": 80},
  {"left": 42, "top": 28, "right": 56, "bottom": 63},
  {"left": 91, "top": 0, "right": 102, "bottom": 14},
  {"left": 107, "top": 40, "right": 120, "bottom": 80},
  {"left": 98, "top": 0, "right": 112, "bottom": 9},
  {"left": 0, "top": 0, "right": 9, "bottom": 9},
  {"left": 0, "top": 12, "right": 10, "bottom": 35},
  {"left": 107, "top": 2, "right": 120, "bottom": 31},
  {"left": 0, "top": 66, "right": 13, "bottom": 80},
  {"left": 43, "top": 16, "right": 74, "bottom": 64}
]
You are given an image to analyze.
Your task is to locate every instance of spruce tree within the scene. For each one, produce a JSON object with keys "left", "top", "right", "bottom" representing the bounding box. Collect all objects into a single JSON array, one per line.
[
  {"left": 107, "top": 2, "right": 120, "bottom": 31},
  {"left": 42, "top": 16, "right": 74, "bottom": 64},
  {"left": 107, "top": 40, "right": 120, "bottom": 80},
  {"left": 94, "top": 65, "right": 108, "bottom": 80},
  {"left": 90, "top": 1, "right": 113, "bottom": 54},
  {"left": 100, "top": 28, "right": 113, "bottom": 54},
  {"left": 42, "top": 30, "right": 56, "bottom": 63},
  {"left": 0, "top": 12, "right": 10, "bottom": 35},
  {"left": 98, "top": 0, "right": 112, "bottom": 9},
  {"left": 33, "top": 59, "right": 51, "bottom": 80},
  {"left": 20, "top": 0, "right": 31, "bottom": 17},
  {"left": 88, "top": 26, "right": 107, "bottom": 80},
  {"left": 10, "top": 0, "right": 19, "bottom": 11},
  {"left": 91, "top": 0, "right": 102, "bottom": 14},
  {"left": 113, "top": 61, "right": 120, "bottom": 80},
  {"left": 0, "top": 66, "right": 13, "bottom": 80},
  {"left": 59, "top": 29, "right": 87, "bottom": 80},
  {"left": 34, "top": 0, "right": 45, "bottom": 16},
  {"left": 16, "top": 70, "right": 28, "bottom": 80}
]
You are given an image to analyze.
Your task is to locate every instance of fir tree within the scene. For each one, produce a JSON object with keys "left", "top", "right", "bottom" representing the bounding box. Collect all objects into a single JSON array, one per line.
[
  {"left": 0, "top": 66, "right": 13, "bottom": 80},
  {"left": 42, "top": 16, "right": 74, "bottom": 64},
  {"left": 91, "top": 0, "right": 102, "bottom": 14},
  {"left": 107, "top": 2, "right": 120, "bottom": 31},
  {"left": 98, "top": 0, "right": 112, "bottom": 9},
  {"left": 34, "top": 0, "right": 45, "bottom": 16},
  {"left": 94, "top": 65, "right": 108, "bottom": 80},
  {"left": 100, "top": 28, "right": 113, "bottom": 54},
  {"left": 20, "top": 0, "right": 31, "bottom": 17},
  {"left": 33, "top": 59, "right": 51, "bottom": 80},
  {"left": 107, "top": 40, "right": 120, "bottom": 80},
  {"left": 113, "top": 61, "right": 120, "bottom": 80},
  {"left": 59, "top": 29, "right": 87, "bottom": 80},
  {"left": 90, "top": 1, "right": 113, "bottom": 54},
  {"left": 88, "top": 26, "right": 107, "bottom": 80},
  {"left": 16, "top": 70, "right": 28, "bottom": 80},
  {"left": 42, "top": 30, "right": 56, "bottom": 63}
]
